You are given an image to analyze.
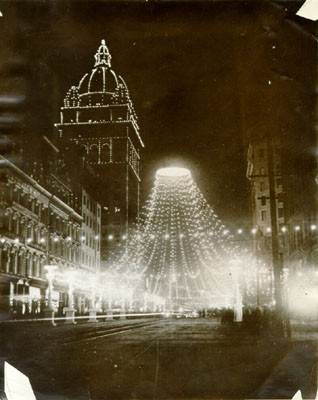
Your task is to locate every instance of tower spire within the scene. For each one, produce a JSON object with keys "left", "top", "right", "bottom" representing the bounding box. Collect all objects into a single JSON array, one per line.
[{"left": 94, "top": 39, "right": 112, "bottom": 67}]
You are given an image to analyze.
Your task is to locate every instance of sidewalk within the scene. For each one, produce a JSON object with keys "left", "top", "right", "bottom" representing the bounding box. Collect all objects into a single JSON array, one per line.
[{"left": 253, "top": 341, "right": 318, "bottom": 399}]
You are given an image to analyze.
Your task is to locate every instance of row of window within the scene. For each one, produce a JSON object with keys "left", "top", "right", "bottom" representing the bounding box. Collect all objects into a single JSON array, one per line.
[
  {"left": 259, "top": 177, "right": 282, "bottom": 192},
  {"left": 0, "top": 213, "right": 80, "bottom": 246},
  {"left": 83, "top": 212, "right": 100, "bottom": 233},
  {"left": 50, "top": 214, "right": 79, "bottom": 240},
  {"left": 81, "top": 231, "right": 100, "bottom": 251},
  {"left": 49, "top": 239, "right": 80, "bottom": 264},
  {"left": 10, "top": 187, "right": 49, "bottom": 223},
  {"left": 259, "top": 194, "right": 284, "bottom": 207},
  {"left": 6, "top": 184, "right": 80, "bottom": 240},
  {"left": 0, "top": 244, "right": 99, "bottom": 278},
  {"left": 1, "top": 212, "right": 101, "bottom": 258},
  {"left": 1, "top": 214, "right": 47, "bottom": 246},
  {"left": 254, "top": 165, "right": 281, "bottom": 177},
  {"left": 0, "top": 249, "right": 45, "bottom": 279},
  {"left": 82, "top": 194, "right": 100, "bottom": 216},
  {"left": 260, "top": 207, "right": 284, "bottom": 222},
  {"left": 81, "top": 252, "right": 99, "bottom": 269}
]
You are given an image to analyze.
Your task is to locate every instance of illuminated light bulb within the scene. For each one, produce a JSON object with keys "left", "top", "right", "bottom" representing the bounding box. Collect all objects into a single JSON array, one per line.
[
  {"left": 0, "top": 238, "right": 5, "bottom": 243},
  {"left": 27, "top": 238, "right": 32, "bottom": 243},
  {"left": 94, "top": 235, "right": 99, "bottom": 240},
  {"left": 122, "top": 235, "right": 127, "bottom": 240},
  {"left": 14, "top": 238, "right": 19, "bottom": 244},
  {"left": 110, "top": 164, "right": 240, "bottom": 310},
  {"left": 108, "top": 234, "right": 114, "bottom": 240},
  {"left": 281, "top": 226, "right": 287, "bottom": 233},
  {"left": 223, "top": 229, "right": 229, "bottom": 235},
  {"left": 266, "top": 227, "right": 271, "bottom": 233},
  {"left": 237, "top": 229, "right": 243, "bottom": 234},
  {"left": 53, "top": 237, "right": 59, "bottom": 242},
  {"left": 81, "top": 236, "right": 85, "bottom": 241},
  {"left": 66, "top": 236, "right": 71, "bottom": 241},
  {"left": 311, "top": 224, "right": 317, "bottom": 231},
  {"left": 294, "top": 226, "right": 300, "bottom": 231},
  {"left": 156, "top": 167, "right": 191, "bottom": 178},
  {"left": 251, "top": 228, "right": 257, "bottom": 234}
]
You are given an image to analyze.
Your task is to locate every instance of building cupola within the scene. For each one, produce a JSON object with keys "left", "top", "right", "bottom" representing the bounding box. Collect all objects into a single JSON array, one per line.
[{"left": 94, "top": 39, "right": 112, "bottom": 68}]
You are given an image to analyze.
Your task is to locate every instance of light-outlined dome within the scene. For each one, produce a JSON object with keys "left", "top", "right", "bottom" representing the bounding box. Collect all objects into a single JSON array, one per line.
[
  {"left": 64, "top": 40, "right": 121, "bottom": 107},
  {"left": 79, "top": 67, "right": 119, "bottom": 95}
]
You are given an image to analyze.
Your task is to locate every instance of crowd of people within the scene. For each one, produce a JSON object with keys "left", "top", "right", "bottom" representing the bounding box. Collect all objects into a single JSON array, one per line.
[{"left": 196, "top": 306, "right": 287, "bottom": 335}]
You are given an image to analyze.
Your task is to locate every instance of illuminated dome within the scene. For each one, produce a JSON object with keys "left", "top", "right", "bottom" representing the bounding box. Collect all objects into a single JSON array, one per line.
[
  {"left": 64, "top": 40, "right": 128, "bottom": 108},
  {"left": 78, "top": 68, "right": 118, "bottom": 95},
  {"left": 156, "top": 167, "right": 191, "bottom": 178},
  {"left": 76, "top": 40, "right": 119, "bottom": 106},
  {"left": 62, "top": 39, "right": 139, "bottom": 126}
]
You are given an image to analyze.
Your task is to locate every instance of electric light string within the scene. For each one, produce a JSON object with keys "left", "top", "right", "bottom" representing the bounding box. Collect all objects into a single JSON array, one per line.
[{"left": 108, "top": 168, "right": 256, "bottom": 309}]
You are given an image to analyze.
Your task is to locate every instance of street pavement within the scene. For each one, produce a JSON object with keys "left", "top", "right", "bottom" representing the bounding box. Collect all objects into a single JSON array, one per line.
[{"left": 0, "top": 317, "right": 317, "bottom": 400}]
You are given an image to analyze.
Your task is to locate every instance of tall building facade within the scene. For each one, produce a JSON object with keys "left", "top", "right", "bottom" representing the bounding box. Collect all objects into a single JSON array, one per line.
[
  {"left": 235, "top": 3, "right": 318, "bottom": 301},
  {"left": 54, "top": 40, "right": 144, "bottom": 265},
  {"left": 246, "top": 138, "right": 285, "bottom": 243},
  {"left": 246, "top": 136, "right": 318, "bottom": 281},
  {"left": 0, "top": 156, "right": 84, "bottom": 318}
]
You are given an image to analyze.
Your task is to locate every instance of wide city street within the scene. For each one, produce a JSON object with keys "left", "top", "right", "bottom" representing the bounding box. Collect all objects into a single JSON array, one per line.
[{"left": 1, "top": 317, "right": 317, "bottom": 400}]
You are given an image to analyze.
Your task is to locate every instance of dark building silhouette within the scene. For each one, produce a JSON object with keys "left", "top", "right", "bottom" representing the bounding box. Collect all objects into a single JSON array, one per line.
[{"left": 241, "top": 4, "right": 318, "bottom": 286}]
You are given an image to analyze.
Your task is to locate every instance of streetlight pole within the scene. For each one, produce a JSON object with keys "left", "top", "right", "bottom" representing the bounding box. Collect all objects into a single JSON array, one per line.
[
  {"left": 89, "top": 275, "right": 98, "bottom": 323},
  {"left": 266, "top": 134, "right": 284, "bottom": 336},
  {"left": 254, "top": 229, "right": 263, "bottom": 308},
  {"left": 65, "top": 270, "right": 76, "bottom": 324},
  {"left": 231, "top": 259, "right": 243, "bottom": 323},
  {"left": 44, "top": 264, "right": 57, "bottom": 326}
]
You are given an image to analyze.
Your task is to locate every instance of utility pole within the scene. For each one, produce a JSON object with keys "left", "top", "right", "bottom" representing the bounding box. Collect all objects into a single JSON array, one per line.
[{"left": 266, "top": 134, "right": 284, "bottom": 336}]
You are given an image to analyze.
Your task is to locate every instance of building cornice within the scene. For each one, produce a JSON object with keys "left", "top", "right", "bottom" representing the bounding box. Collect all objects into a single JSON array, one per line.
[{"left": 0, "top": 156, "right": 82, "bottom": 223}]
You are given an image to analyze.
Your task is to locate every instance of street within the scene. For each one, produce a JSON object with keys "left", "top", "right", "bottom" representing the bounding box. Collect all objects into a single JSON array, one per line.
[{"left": 1, "top": 317, "right": 317, "bottom": 400}]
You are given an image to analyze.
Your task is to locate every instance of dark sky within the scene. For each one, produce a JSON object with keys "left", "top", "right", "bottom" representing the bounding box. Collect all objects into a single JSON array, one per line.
[{"left": 0, "top": 0, "right": 316, "bottom": 228}]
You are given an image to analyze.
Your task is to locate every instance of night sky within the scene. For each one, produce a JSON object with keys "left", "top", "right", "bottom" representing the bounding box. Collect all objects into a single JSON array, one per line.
[{"left": 0, "top": 0, "right": 316, "bottom": 228}]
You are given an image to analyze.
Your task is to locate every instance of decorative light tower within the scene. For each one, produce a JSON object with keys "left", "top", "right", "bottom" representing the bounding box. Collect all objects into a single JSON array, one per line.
[
  {"left": 54, "top": 40, "right": 144, "bottom": 266},
  {"left": 110, "top": 166, "right": 239, "bottom": 312}
]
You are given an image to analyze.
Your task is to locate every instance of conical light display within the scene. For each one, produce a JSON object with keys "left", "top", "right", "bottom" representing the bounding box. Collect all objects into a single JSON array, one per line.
[{"left": 111, "top": 167, "right": 241, "bottom": 311}]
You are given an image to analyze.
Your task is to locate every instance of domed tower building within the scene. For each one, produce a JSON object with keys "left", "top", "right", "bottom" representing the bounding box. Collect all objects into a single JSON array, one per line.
[{"left": 55, "top": 40, "right": 144, "bottom": 265}]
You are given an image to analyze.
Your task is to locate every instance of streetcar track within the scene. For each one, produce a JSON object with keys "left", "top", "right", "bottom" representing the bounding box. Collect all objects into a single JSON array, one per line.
[
  {"left": 62, "top": 319, "right": 167, "bottom": 346},
  {"left": 54, "top": 319, "right": 162, "bottom": 343}
]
